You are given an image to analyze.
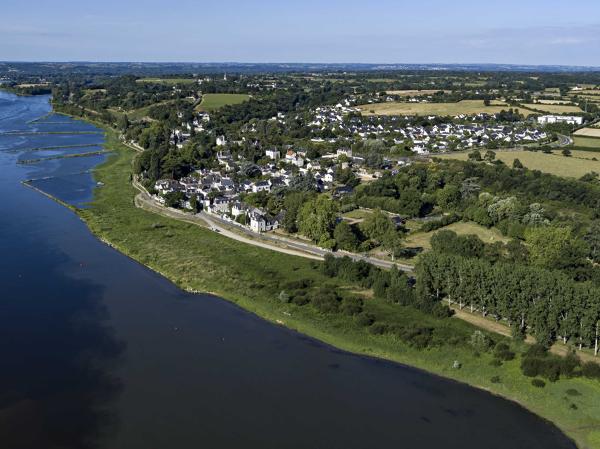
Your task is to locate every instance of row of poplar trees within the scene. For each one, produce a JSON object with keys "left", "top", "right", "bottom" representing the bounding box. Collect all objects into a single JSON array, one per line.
[{"left": 416, "top": 252, "right": 600, "bottom": 355}]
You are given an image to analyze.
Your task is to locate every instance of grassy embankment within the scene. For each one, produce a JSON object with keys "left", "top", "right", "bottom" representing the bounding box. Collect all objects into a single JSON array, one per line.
[{"left": 73, "top": 125, "right": 600, "bottom": 449}]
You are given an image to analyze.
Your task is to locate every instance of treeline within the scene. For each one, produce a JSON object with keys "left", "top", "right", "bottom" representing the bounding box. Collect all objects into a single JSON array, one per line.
[{"left": 416, "top": 251, "right": 600, "bottom": 353}]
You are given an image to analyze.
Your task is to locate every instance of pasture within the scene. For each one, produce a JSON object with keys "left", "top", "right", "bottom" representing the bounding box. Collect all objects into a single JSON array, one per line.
[
  {"left": 437, "top": 149, "right": 600, "bottom": 178},
  {"left": 357, "top": 100, "right": 510, "bottom": 117},
  {"left": 404, "top": 221, "right": 509, "bottom": 251},
  {"left": 195, "top": 93, "right": 250, "bottom": 112}
]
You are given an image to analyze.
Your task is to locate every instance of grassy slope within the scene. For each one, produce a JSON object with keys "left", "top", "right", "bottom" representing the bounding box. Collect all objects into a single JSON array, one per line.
[
  {"left": 78, "top": 127, "right": 600, "bottom": 449},
  {"left": 438, "top": 150, "right": 600, "bottom": 178}
]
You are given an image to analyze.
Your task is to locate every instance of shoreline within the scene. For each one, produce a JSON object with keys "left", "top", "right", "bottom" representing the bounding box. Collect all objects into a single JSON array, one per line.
[{"left": 50, "top": 110, "right": 593, "bottom": 449}]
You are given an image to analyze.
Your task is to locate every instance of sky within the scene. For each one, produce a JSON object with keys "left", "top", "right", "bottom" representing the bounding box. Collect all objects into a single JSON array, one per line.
[{"left": 1, "top": 0, "right": 600, "bottom": 66}]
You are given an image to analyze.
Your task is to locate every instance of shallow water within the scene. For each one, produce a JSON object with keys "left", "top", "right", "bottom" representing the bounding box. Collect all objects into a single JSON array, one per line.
[{"left": 0, "top": 91, "right": 576, "bottom": 449}]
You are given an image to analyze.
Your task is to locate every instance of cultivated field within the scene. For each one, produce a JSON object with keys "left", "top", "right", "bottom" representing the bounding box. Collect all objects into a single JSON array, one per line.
[
  {"left": 357, "top": 100, "right": 511, "bottom": 117},
  {"left": 136, "top": 78, "right": 197, "bottom": 85},
  {"left": 535, "top": 99, "right": 572, "bottom": 105},
  {"left": 574, "top": 128, "right": 600, "bottom": 138},
  {"left": 385, "top": 89, "right": 450, "bottom": 96},
  {"left": 437, "top": 149, "right": 600, "bottom": 178},
  {"left": 404, "top": 221, "right": 509, "bottom": 251},
  {"left": 195, "top": 93, "right": 250, "bottom": 112},
  {"left": 521, "top": 103, "right": 583, "bottom": 114}
]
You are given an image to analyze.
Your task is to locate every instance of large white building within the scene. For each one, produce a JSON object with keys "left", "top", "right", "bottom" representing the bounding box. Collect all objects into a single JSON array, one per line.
[{"left": 537, "top": 115, "right": 584, "bottom": 126}]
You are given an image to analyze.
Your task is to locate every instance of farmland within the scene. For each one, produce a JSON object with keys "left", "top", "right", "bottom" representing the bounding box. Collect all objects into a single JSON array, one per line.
[
  {"left": 574, "top": 128, "right": 600, "bottom": 138},
  {"left": 195, "top": 93, "right": 250, "bottom": 112},
  {"left": 357, "top": 100, "right": 511, "bottom": 116},
  {"left": 136, "top": 78, "right": 197, "bottom": 85},
  {"left": 521, "top": 103, "right": 583, "bottom": 114},
  {"left": 437, "top": 149, "right": 600, "bottom": 178},
  {"left": 385, "top": 89, "right": 450, "bottom": 96}
]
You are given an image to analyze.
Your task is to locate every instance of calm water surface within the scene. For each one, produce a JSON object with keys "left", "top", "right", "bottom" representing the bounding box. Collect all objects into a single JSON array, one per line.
[{"left": 0, "top": 91, "right": 576, "bottom": 449}]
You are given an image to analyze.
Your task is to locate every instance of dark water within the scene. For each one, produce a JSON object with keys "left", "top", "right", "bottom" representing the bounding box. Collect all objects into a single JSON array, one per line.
[{"left": 0, "top": 91, "right": 576, "bottom": 449}]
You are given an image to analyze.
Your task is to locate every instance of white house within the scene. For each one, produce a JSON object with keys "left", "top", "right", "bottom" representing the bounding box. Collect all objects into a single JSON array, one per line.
[{"left": 265, "top": 148, "right": 280, "bottom": 160}]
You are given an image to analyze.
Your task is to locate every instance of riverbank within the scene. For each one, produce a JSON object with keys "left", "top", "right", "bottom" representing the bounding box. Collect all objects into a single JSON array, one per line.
[{"left": 69, "top": 124, "right": 600, "bottom": 448}]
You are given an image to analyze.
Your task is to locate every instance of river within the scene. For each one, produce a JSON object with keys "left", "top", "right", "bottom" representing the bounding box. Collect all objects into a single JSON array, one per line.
[{"left": 0, "top": 91, "right": 576, "bottom": 449}]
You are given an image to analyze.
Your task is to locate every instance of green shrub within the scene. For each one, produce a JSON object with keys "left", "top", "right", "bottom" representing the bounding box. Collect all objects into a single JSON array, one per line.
[
  {"left": 340, "top": 296, "right": 363, "bottom": 316},
  {"left": 532, "top": 379, "right": 546, "bottom": 388},
  {"left": 490, "top": 376, "right": 501, "bottom": 384},
  {"left": 369, "top": 323, "right": 388, "bottom": 335},
  {"left": 494, "top": 343, "right": 515, "bottom": 361},
  {"left": 582, "top": 362, "right": 600, "bottom": 379},
  {"left": 355, "top": 312, "right": 375, "bottom": 327}
]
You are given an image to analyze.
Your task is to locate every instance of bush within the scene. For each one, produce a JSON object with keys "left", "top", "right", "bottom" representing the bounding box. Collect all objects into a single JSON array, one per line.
[
  {"left": 431, "top": 302, "right": 453, "bottom": 319},
  {"left": 340, "top": 296, "right": 363, "bottom": 316},
  {"left": 420, "top": 213, "right": 461, "bottom": 232},
  {"left": 397, "top": 326, "right": 434, "bottom": 349},
  {"left": 560, "top": 352, "right": 581, "bottom": 378},
  {"left": 532, "top": 379, "right": 546, "bottom": 388},
  {"left": 526, "top": 344, "right": 548, "bottom": 358},
  {"left": 494, "top": 343, "right": 515, "bottom": 361},
  {"left": 355, "top": 312, "right": 376, "bottom": 327},
  {"left": 490, "top": 376, "right": 501, "bottom": 384},
  {"left": 369, "top": 323, "right": 388, "bottom": 335},
  {"left": 278, "top": 291, "right": 291, "bottom": 303},
  {"left": 566, "top": 388, "right": 581, "bottom": 397},
  {"left": 290, "top": 290, "right": 310, "bottom": 306},
  {"left": 490, "top": 359, "right": 502, "bottom": 367},
  {"left": 582, "top": 362, "right": 600, "bottom": 379},
  {"left": 311, "top": 288, "right": 341, "bottom": 314},
  {"left": 284, "top": 279, "right": 314, "bottom": 290},
  {"left": 470, "top": 330, "right": 493, "bottom": 352}
]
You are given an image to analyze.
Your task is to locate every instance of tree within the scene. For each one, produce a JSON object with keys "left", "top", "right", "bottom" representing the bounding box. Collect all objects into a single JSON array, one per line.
[
  {"left": 584, "top": 221, "right": 600, "bottom": 263},
  {"left": 359, "top": 209, "right": 394, "bottom": 244},
  {"left": 513, "top": 158, "right": 524, "bottom": 169},
  {"left": 298, "top": 196, "right": 339, "bottom": 244},
  {"left": 164, "top": 191, "right": 185, "bottom": 208},
  {"left": 468, "top": 150, "right": 482, "bottom": 161},
  {"left": 437, "top": 184, "right": 461, "bottom": 209},
  {"left": 382, "top": 229, "right": 404, "bottom": 260},
  {"left": 562, "top": 148, "right": 572, "bottom": 157},
  {"left": 484, "top": 150, "right": 496, "bottom": 162},
  {"left": 333, "top": 221, "right": 359, "bottom": 251},
  {"left": 525, "top": 227, "right": 588, "bottom": 270}
]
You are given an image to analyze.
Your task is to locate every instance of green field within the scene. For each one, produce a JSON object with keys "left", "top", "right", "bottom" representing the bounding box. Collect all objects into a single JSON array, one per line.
[
  {"left": 437, "top": 149, "right": 600, "bottom": 178},
  {"left": 573, "top": 136, "right": 600, "bottom": 151},
  {"left": 405, "top": 221, "right": 509, "bottom": 251},
  {"left": 137, "top": 78, "right": 197, "bottom": 85},
  {"left": 58, "top": 122, "right": 600, "bottom": 449},
  {"left": 357, "top": 100, "right": 513, "bottom": 117},
  {"left": 195, "top": 93, "right": 250, "bottom": 112}
]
